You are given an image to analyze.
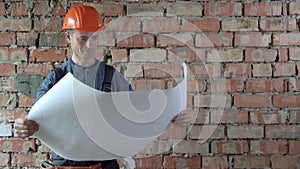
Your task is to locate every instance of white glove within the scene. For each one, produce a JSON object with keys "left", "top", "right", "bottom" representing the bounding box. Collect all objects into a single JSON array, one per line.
[{"left": 118, "top": 156, "right": 136, "bottom": 169}]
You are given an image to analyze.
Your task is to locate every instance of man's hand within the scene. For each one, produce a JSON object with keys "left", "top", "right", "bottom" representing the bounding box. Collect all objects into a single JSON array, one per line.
[
  {"left": 172, "top": 111, "right": 193, "bottom": 127},
  {"left": 14, "top": 117, "right": 39, "bottom": 138}
]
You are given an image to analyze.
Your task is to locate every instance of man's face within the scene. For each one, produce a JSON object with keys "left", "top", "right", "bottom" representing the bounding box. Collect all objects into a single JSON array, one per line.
[{"left": 68, "top": 30, "right": 99, "bottom": 60}]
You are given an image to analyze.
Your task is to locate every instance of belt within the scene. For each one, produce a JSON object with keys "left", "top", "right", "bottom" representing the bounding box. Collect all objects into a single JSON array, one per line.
[{"left": 41, "top": 163, "right": 102, "bottom": 169}]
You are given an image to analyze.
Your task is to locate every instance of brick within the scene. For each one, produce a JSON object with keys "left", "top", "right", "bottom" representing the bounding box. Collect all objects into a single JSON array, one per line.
[
  {"left": 0, "top": 123, "right": 12, "bottom": 137},
  {"left": 0, "top": 93, "right": 17, "bottom": 108},
  {"left": 117, "top": 33, "right": 154, "bottom": 48},
  {"left": 235, "top": 33, "right": 271, "bottom": 47},
  {"left": 246, "top": 79, "right": 285, "bottom": 93},
  {"left": 289, "top": 2, "right": 300, "bottom": 14},
  {"left": 273, "top": 33, "right": 300, "bottom": 46},
  {"left": 289, "top": 141, "right": 300, "bottom": 154},
  {"left": 164, "top": 156, "right": 201, "bottom": 169},
  {"left": 252, "top": 64, "right": 272, "bottom": 77},
  {"left": 38, "top": 143, "right": 51, "bottom": 153},
  {"left": 224, "top": 63, "right": 251, "bottom": 78},
  {"left": 111, "top": 49, "right": 128, "bottom": 63},
  {"left": 124, "top": 64, "right": 143, "bottom": 78},
  {"left": 245, "top": 2, "right": 282, "bottom": 16},
  {"left": 143, "top": 18, "right": 180, "bottom": 33},
  {"left": 168, "top": 48, "right": 196, "bottom": 63},
  {"left": 17, "top": 64, "right": 53, "bottom": 76},
  {"left": 204, "top": 2, "right": 242, "bottom": 16},
  {"left": 279, "top": 48, "right": 288, "bottom": 62},
  {"left": 288, "top": 78, "right": 300, "bottom": 91},
  {"left": 0, "top": 32, "right": 16, "bottom": 46},
  {"left": 131, "top": 79, "right": 165, "bottom": 90},
  {"left": 228, "top": 125, "right": 264, "bottom": 139},
  {"left": 107, "top": 18, "right": 141, "bottom": 32},
  {"left": 194, "top": 49, "right": 206, "bottom": 62},
  {"left": 10, "top": 3, "right": 29, "bottom": 16},
  {"left": 245, "top": 49, "right": 277, "bottom": 62},
  {"left": 34, "top": 17, "right": 63, "bottom": 32},
  {"left": 250, "top": 140, "right": 287, "bottom": 154},
  {"left": 0, "top": 64, "right": 15, "bottom": 76},
  {"left": 0, "top": 3, "right": 5, "bottom": 16},
  {"left": 187, "top": 79, "right": 205, "bottom": 93},
  {"left": 30, "top": 49, "right": 66, "bottom": 62},
  {"left": 222, "top": 18, "right": 258, "bottom": 32},
  {"left": 138, "top": 140, "right": 171, "bottom": 155},
  {"left": 233, "top": 156, "right": 270, "bottom": 168},
  {"left": 194, "top": 94, "right": 231, "bottom": 108},
  {"left": 211, "top": 110, "right": 248, "bottom": 124},
  {"left": 17, "top": 32, "right": 38, "bottom": 46},
  {"left": 298, "top": 63, "right": 300, "bottom": 76},
  {"left": 130, "top": 49, "right": 166, "bottom": 62},
  {"left": 127, "top": 3, "right": 163, "bottom": 16},
  {"left": 195, "top": 33, "right": 233, "bottom": 47},
  {"left": 0, "top": 139, "right": 36, "bottom": 152},
  {"left": 39, "top": 32, "right": 67, "bottom": 47},
  {"left": 290, "top": 110, "right": 300, "bottom": 123},
  {"left": 259, "top": 18, "right": 285, "bottom": 32},
  {"left": 211, "top": 140, "right": 248, "bottom": 154},
  {"left": 0, "top": 77, "right": 16, "bottom": 92},
  {"left": 289, "top": 47, "right": 300, "bottom": 60},
  {"left": 51, "top": 1, "right": 66, "bottom": 16},
  {"left": 266, "top": 125, "right": 300, "bottom": 138},
  {"left": 158, "top": 124, "right": 186, "bottom": 140},
  {"left": 250, "top": 111, "right": 287, "bottom": 124},
  {"left": 207, "top": 49, "right": 243, "bottom": 62},
  {"left": 234, "top": 94, "right": 270, "bottom": 108},
  {"left": 0, "top": 108, "right": 25, "bottom": 122},
  {"left": 12, "top": 154, "right": 47, "bottom": 167},
  {"left": 182, "top": 18, "right": 220, "bottom": 32},
  {"left": 157, "top": 33, "right": 193, "bottom": 47},
  {"left": 274, "top": 63, "right": 296, "bottom": 77},
  {"left": 190, "top": 64, "right": 221, "bottom": 78},
  {"left": 89, "top": 2, "right": 124, "bottom": 16},
  {"left": 193, "top": 110, "right": 209, "bottom": 124},
  {"left": 144, "top": 64, "right": 182, "bottom": 78},
  {"left": 273, "top": 94, "right": 300, "bottom": 108},
  {"left": 189, "top": 125, "right": 225, "bottom": 140},
  {"left": 173, "top": 140, "right": 208, "bottom": 154},
  {"left": 208, "top": 79, "right": 244, "bottom": 93},
  {"left": 18, "top": 95, "right": 35, "bottom": 108},
  {"left": 202, "top": 156, "right": 228, "bottom": 169},
  {"left": 15, "top": 74, "right": 44, "bottom": 98},
  {"left": 272, "top": 156, "right": 300, "bottom": 169},
  {"left": 0, "top": 18, "right": 32, "bottom": 31},
  {"left": 167, "top": 2, "right": 202, "bottom": 16},
  {"left": 287, "top": 18, "right": 297, "bottom": 31},
  {"left": 0, "top": 48, "right": 27, "bottom": 62},
  {"left": 34, "top": 1, "right": 50, "bottom": 16},
  {"left": 0, "top": 153, "right": 9, "bottom": 166},
  {"left": 134, "top": 156, "right": 162, "bottom": 169}
]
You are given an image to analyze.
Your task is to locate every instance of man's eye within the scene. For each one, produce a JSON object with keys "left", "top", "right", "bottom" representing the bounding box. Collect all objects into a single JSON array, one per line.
[{"left": 79, "top": 37, "right": 87, "bottom": 41}]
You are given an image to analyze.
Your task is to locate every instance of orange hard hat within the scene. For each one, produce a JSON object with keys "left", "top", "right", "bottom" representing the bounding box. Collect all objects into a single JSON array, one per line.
[{"left": 62, "top": 5, "right": 105, "bottom": 32}]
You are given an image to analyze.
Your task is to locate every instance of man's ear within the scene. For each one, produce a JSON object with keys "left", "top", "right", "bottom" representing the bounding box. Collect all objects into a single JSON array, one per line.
[{"left": 65, "top": 32, "right": 71, "bottom": 44}]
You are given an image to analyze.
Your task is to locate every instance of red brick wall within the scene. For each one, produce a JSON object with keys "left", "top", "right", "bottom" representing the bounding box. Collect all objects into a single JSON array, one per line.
[{"left": 0, "top": 1, "right": 299, "bottom": 168}]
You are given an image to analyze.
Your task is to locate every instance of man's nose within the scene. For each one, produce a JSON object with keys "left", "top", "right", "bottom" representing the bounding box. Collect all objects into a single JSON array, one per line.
[{"left": 85, "top": 39, "right": 91, "bottom": 48}]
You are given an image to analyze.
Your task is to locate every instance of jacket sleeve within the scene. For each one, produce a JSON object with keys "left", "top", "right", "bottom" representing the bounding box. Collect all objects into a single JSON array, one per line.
[{"left": 32, "top": 71, "right": 57, "bottom": 105}]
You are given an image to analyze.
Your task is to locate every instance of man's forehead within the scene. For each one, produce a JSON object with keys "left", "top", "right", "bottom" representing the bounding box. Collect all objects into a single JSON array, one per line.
[{"left": 74, "top": 30, "right": 99, "bottom": 37}]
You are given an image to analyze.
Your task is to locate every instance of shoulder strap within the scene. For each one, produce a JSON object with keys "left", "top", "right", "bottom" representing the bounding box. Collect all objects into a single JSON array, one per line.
[
  {"left": 53, "top": 67, "right": 66, "bottom": 83},
  {"left": 102, "top": 64, "right": 115, "bottom": 92}
]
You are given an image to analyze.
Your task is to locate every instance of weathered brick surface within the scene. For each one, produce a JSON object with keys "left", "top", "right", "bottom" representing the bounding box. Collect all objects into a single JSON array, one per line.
[{"left": 0, "top": 1, "right": 299, "bottom": 169}]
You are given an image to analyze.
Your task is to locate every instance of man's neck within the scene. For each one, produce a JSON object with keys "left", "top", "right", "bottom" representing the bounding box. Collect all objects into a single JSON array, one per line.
[{"left": 72, "top": 55, "right": 96, "bottom": 67}]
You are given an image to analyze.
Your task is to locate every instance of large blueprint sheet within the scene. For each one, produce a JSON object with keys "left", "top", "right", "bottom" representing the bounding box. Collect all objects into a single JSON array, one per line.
[{"left": 28, "top": 63, "right": 187, "bottom": 161}]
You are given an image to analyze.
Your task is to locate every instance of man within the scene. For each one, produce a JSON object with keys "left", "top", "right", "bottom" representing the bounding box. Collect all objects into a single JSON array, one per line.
[{"left": 14, "top": 5, "right": 191, "bottom": 169}]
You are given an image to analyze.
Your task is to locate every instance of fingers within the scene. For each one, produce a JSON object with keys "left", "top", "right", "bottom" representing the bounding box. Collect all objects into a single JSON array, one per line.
[{"left": 14, "top": 118, "right": 39, "bottom": 138}]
